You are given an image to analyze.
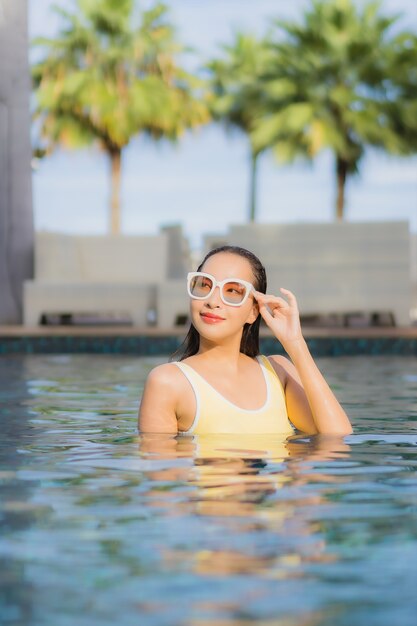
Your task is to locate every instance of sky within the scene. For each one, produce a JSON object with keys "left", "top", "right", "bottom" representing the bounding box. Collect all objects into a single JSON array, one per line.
[{"left": 29, "top": 0, "right": 417, "bottom": 251}]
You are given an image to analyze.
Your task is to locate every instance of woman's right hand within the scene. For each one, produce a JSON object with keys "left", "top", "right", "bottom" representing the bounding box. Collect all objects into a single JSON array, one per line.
[{"left": 254, "top": 288, "right": 304, "bottom": 348}]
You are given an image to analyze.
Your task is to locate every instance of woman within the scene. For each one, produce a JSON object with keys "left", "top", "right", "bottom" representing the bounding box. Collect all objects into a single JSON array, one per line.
[{"left": 138, "top": 245, "right": 353, "bottom": 436}]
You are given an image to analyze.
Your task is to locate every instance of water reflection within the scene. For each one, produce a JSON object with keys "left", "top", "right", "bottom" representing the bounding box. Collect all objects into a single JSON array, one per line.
[
  {"left": 0, "top": 355, "right": 416, "bottom": 626},
  {"left": 138, "top": 434, "right": 350, "bottom": 580},
  {"left": 134, "top": 432, "right": 416, "bottom": 625},
  {"left": 0, "top": 357, "right": 40, "bottom": 626}
]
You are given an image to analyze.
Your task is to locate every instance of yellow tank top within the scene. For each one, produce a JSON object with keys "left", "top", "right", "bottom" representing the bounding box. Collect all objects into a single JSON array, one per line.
[{"left": 174, "top": 355, "right": 294, "bottom": 435}]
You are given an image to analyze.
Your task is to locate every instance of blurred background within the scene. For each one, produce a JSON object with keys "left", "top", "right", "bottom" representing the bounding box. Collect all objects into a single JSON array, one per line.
[
  {"left": 30, "top": 0, "right": 417, "bottom": 249},
  {"left": 1, "top": 0, "right": 417, "bottom": 327}
]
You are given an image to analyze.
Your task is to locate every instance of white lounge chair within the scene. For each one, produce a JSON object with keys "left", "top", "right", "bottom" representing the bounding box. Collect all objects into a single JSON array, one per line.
[
  {"left": 23, "top": 232, "right": 167, "bottom": 326},
  {"left": 224, "top": 221, "right": 412, "bottom": 326}
]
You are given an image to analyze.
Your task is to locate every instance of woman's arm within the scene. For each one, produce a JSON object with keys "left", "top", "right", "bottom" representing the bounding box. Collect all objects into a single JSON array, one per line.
[
  {"left": 138, "top": 364, "right": 179, "bottom": 434},
  {"left": 255, "top": 288, "right": 353, "bottom": 435}
]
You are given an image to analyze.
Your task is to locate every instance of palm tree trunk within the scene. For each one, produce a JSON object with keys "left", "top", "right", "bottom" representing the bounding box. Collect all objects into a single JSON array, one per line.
[
  {"left": 249, "top": 151, "right": 259, "bottom": 222},
  {"left": 336, "top": 156, "right": 348, "bottom": 220},
  {"left": 109, "top": 149, "right": 122, "bottom": 234}
]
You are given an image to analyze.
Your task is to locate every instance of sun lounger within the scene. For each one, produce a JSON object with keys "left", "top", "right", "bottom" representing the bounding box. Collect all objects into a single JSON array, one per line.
[{"left": 224, "top": 221, "right": 411, "bottom": 326}]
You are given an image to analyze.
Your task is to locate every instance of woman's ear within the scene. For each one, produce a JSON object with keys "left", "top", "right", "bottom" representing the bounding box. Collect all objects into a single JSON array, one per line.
[{"left": 246, "top": 300, "right": 259, "bottom": 325}]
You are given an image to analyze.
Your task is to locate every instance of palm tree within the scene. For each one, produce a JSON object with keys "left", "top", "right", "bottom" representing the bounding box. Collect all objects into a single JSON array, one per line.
[
  {"left": 206, "top": 33, "right": 271, "bottom": 222},
  {"left": 32, "top": 0, "right": 209, "bottom": 234},
  {"left": 252, "top": 0, "right": 417, "bottom": 219},
  {"left": 382, "top": 30, "right": 417, "bottom": 153}
]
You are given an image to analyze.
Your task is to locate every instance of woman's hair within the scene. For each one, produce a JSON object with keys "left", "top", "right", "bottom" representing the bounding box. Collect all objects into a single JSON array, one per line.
[{"left": 171, "top": 245, "right": 267, "bottom": 361}]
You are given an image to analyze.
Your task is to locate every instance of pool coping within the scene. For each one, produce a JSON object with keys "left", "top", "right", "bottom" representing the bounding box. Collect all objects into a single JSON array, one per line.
[{"left": 1, "top": 325, "right": 417, "bottom": 356}]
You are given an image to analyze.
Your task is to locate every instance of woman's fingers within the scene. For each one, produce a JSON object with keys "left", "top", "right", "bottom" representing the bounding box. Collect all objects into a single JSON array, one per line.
[
  {"left": 257, "top": 301, "right": 288, "bottom": 317},
  {"left": 257, "top": 301, "right": 288, "bottom": 323},
  {"left": 254, "top": 291, "right": 292, "bottom": 309},
  {"left": 255, "top": 291, "right": 287, "bottom": 303},
  {"left": 280, "top": 287, "right": 298, "bottom": 305}
]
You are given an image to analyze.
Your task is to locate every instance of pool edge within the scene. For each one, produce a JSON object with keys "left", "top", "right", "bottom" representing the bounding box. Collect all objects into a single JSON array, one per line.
[{"left": 1, "top": 326, "right": 416, "bottom": 356}]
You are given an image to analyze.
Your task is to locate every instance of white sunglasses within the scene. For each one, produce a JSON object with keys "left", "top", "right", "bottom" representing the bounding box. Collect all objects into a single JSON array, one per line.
[{"left": 187, "top": 272, "right": 255, "bottom": 307}]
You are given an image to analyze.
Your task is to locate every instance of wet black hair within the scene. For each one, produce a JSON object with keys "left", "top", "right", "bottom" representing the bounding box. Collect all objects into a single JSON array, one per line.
[{"left": 171, "top": 245, "right": 267, "bottom": 361}]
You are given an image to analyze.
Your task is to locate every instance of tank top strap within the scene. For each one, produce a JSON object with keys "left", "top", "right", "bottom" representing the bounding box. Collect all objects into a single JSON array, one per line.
[
  {"left": 173, "top": 356, "right": 282, "bottom": 394},
  {"left": 258, "top": 354, "right": 285, "bottom": 390},
  {"left": 172, "top": 361, "right": 201, "bottom": 398},
  {"left": 258, "top": 354, "right": 275, "bottom": 374},
  {"left": 173, "top": 357, "right": 270, "bottom": 389}
]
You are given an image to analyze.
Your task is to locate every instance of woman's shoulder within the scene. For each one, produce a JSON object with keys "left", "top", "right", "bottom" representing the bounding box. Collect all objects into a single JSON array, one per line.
[
  {"left": 145, "top": 361, "right": 186, "bottom": 391},
  {"left": 264, "top": 354, "right": 291, "bottom": 367},
  {"left": 262, "top": 354, "right": 296, "bottom": 382}
]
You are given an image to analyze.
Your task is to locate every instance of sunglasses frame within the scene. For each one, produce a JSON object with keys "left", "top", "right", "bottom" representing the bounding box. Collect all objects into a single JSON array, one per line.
[{"left": 187, "top": 271, "right": 255, "bottom": 307}]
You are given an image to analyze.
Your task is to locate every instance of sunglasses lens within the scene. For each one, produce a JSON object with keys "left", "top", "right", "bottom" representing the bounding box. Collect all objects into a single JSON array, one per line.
[
  {"left": 189, "top": 275, "right": 213, "bottom": 298},
  {"left": 221, "top": 281, "right": 247, "bottom": 305}
]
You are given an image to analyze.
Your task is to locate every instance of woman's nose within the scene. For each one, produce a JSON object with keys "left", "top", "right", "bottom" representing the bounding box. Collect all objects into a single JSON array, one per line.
[{"left": 206, "top": 285, "right": 222, "bottom": 307}]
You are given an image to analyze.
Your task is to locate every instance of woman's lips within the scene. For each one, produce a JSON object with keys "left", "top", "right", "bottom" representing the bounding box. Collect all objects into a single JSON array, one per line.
[{"left": 200, "top": 312, "right": 225, "bottom": 324}]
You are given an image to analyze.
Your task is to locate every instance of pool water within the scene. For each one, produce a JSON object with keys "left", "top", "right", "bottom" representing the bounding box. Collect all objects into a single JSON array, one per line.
[{"left": 0, "top": 355, "right": 416, "bottom": 626}]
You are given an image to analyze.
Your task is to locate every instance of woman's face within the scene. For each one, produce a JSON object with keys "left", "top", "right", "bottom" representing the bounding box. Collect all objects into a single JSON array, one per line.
[{"left": 190, "top": 252, "right": 259, "bottom": 341}]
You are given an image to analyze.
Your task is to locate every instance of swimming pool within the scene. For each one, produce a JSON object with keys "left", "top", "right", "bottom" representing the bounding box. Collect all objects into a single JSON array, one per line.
[{"left": 1, "top": 355, "right": 416, "bottom": 626}]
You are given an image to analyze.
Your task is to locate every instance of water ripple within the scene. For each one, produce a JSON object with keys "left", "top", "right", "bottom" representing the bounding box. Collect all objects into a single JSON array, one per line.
[{"left": 0, "top": 355, "right": 416, "bottom": 626}]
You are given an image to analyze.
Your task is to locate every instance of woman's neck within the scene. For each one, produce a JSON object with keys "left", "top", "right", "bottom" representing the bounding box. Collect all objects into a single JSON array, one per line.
[{"left": 196, "top": 335, "right": 245, "bottom": 369}]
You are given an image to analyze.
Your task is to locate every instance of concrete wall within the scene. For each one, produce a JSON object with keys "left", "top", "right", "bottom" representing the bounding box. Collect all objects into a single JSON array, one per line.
[
  {"left": 161, "top": 223, "right": 192, "bottom": 278},
  {"left": 0, "top": 0, "right": 34, "bottom": 323}
]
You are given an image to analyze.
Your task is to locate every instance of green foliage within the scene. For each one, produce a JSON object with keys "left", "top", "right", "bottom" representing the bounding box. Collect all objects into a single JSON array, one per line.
[
  {"left": 205, "top": 33, "right": 273, "bottom": 220},
  {"left": 250, "top": 0, "right": 417, "bottom": 217},
  {"left": 32, "top": 0, "right": 209, "bottom": 231},
  {"left": 206, "top": 33, "right": 271, "bottom": 149},
  {"left": 32, "top": 0, "right": 417, "bottom": 225},
  {"left": 32, "top": 0, "right": 208, "bottom": 153}
]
